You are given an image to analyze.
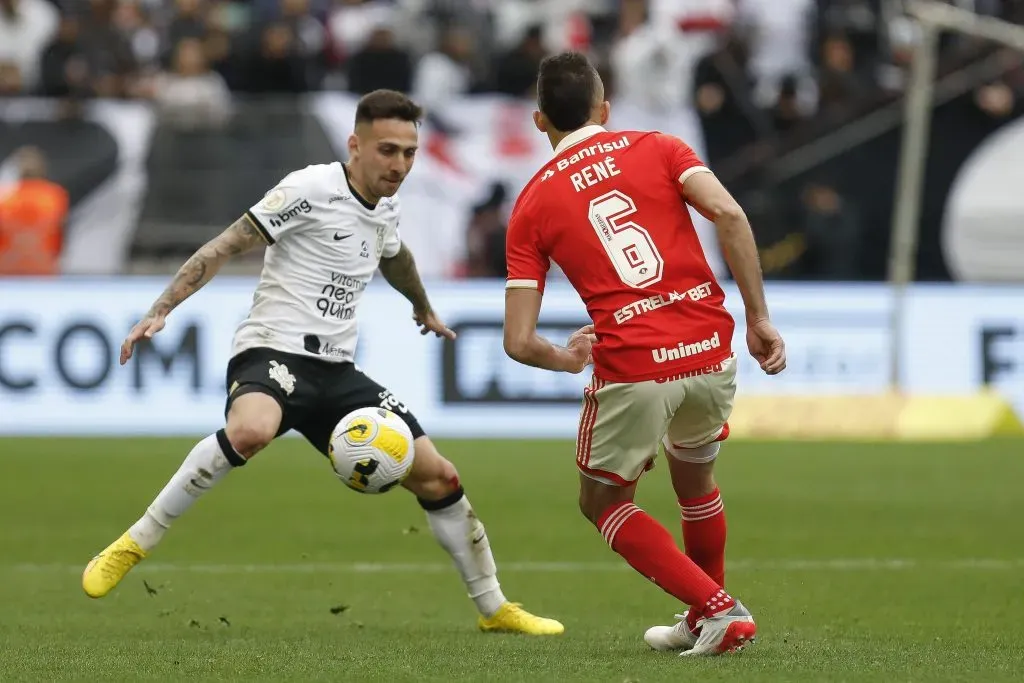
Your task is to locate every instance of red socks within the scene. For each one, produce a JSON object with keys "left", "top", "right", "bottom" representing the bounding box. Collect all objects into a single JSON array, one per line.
[
  {"left": 598, "top": 501, "right": 731, "bottom": 612},
  {"left": 679, "top": 487, "right": 727, "bottom": 587}
]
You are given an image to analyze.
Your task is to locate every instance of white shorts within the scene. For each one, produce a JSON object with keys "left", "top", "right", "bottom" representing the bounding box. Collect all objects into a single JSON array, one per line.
[{"left": 575, "top": 355, "right": 737, "bottom": 486}]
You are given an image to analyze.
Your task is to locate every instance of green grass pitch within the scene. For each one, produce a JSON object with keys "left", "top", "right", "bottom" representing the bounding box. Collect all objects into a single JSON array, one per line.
[{"left": 0, "top": 437, "right": 1022, "bottom": 682}]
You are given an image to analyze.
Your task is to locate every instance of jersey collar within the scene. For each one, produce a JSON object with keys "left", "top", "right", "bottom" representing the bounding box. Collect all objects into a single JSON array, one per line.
[
  {"left": 554, "top": 125, "right": 607, "bottom": 156},
  {"left": 341, "top": 162, "right": 378, "bottom": 211}
]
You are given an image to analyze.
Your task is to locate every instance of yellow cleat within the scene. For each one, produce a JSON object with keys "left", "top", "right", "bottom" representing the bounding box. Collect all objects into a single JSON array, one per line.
[
  {"left": 81, "top": 532, "right": 147, "bottom": 598},
  {"left": 478, "top": 602, "right": 565, "bottom": 635}
]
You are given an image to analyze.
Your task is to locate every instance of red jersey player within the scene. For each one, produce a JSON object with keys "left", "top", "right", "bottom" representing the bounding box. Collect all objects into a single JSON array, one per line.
[{"left": 503, "top": 53, "right": 786, "bottom": 656}]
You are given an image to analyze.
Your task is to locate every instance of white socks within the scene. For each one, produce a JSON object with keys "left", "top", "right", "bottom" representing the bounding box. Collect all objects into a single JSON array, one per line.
[
  {"left": 421, "top": 489, "right": 507, "bottom": 617},
  {"left": 128, "top": 432, "right": 239, "bottom": 552},
  {"left": 125, "top": 436, "right": 507, "bottom": 618}
]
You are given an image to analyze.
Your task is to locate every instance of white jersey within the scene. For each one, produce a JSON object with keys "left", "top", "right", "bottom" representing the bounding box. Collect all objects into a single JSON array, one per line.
[{"left": 232, "top": 161, "right": 401, "bottom": 363}]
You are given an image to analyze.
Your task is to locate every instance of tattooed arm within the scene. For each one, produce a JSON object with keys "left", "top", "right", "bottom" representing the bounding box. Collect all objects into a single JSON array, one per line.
[
  {"left": 146, "top": 216, "right": 263, "bottom": 317},
  {"left": 119, "top": 216, "right": 265, "bottom": 365},
  {"left": 378, "top": 242, "right": 430, "bottom": 312},
  {"left": 378, "top": 242, "right": 456, "bottom": 340}
]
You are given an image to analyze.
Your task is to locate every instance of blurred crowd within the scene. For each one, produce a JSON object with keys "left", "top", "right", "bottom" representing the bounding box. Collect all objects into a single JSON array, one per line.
[
  {"left": 3, "top": 1, "right": 1020, "bottom": 122},
  {"left": 2, "top": 0, "right": 1024, "bottom": 278}
]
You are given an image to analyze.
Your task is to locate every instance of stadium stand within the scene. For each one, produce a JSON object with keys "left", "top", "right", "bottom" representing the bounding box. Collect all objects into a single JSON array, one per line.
[{"left": 0, "top": 0, "right": 1022, "bottom": 280}]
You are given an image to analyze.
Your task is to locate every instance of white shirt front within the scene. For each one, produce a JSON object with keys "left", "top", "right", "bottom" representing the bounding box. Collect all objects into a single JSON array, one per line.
[{"left": 234, "top": 162, "right": 401, "bottom": 363}]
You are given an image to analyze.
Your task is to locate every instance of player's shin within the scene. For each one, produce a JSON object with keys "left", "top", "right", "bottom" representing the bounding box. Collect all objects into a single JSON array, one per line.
[
  {"left": 419, "top": 488, "right": 507, "bottom": 617},
  {"left": 128, "top": 430, "right": 243, "bottom": 551}
]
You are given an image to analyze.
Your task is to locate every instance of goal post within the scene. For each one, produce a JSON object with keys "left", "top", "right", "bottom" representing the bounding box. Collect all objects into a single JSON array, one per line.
[{"left": 888, "top": 0, "right": 1024, "bottom": 389}]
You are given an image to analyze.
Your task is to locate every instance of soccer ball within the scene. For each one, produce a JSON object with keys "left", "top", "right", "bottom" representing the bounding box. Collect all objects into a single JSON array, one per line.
[{"left": 329, "top": 407, "right": 415, "bottom": 494}]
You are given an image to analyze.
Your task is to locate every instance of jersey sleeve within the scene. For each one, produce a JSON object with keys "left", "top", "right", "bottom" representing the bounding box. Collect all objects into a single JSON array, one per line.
[
  {"left": 505, "top": 199, "right": 549, "bottom": 294},
  {"left": 656, "top": 134, "right": 714, "bottom": 188},
  {"left": 245, "top": 169, "right": 322, "bottom": 245}
]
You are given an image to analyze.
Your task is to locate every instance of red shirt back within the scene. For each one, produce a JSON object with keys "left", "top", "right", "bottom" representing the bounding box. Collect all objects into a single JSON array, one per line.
[{"left": 505, "top": 127, "right": 734, "bottom": 383}]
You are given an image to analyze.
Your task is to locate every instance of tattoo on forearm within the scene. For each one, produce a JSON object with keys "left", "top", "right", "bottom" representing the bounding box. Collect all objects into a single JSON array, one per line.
[
  {"left": 147, "top": 217, "right": 262, "bottom": 318},
  {"left": 379, "top": 243, "right": 431, "bottom": 311}
]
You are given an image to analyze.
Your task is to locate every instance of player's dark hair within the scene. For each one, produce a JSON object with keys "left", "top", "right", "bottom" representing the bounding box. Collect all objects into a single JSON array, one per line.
[
  {"left": 537, "top": 52, "right": 601, "bottom": 132},
  {"left": 355, "top": 90, "right": 423, "bottom": 126}
]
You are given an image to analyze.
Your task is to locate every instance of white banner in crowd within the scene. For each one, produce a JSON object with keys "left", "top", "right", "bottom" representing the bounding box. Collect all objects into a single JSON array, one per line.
[
  {"left": 27, "top": 94, "right": 720, "bottom": 280},
  {"left": 0, "top": 99, "right": 155, "bottom": 276},
  {"left": 2, "top": 279, "right": 1021, "bottom": 437}
]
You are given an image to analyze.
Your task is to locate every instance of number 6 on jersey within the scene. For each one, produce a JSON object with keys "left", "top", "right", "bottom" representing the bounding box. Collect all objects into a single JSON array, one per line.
[{"left": 588, "top": 190, "right": 664, "bottom": 289}]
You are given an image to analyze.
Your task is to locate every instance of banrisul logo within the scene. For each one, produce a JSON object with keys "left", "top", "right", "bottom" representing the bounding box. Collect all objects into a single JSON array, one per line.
[{"left": 269, "top": 199, "right": 312, "bottom": 227}]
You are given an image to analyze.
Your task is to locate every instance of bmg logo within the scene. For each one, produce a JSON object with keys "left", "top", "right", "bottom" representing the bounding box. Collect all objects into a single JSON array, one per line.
[{"left": 268, "top": 199, "right": 312, "bottom": 228}]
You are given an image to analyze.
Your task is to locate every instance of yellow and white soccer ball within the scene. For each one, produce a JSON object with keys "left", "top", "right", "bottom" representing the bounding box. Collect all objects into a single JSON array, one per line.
[{"left": 329, "top": 407, "right": 415, "bottom": 494}]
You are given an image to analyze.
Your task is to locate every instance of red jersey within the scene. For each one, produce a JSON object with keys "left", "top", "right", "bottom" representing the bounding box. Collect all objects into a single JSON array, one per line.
[{"left": 505, "top": 126, "right": 734, "bottom": 383}]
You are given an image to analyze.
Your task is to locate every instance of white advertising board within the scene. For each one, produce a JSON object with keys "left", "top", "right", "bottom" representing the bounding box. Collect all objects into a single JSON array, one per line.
[
  {"left": 0, "top": 279, "right": 1018, "bottom": 437},
  {"left": 901, "top": 285, "right": 1024, "bottom": 419}
]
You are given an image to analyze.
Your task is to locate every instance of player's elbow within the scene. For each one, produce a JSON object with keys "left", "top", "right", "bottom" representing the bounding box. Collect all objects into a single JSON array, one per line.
[
  {"left": 710, "top": 199, "right": 747, "bottom": 225},
  {"left": 503, "top": 330, "right": 531, "bottom": 363}
]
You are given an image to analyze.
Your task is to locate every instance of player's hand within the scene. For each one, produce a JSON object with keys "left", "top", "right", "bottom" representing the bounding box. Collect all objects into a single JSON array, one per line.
[
  {"left": 746, "top": 317, "right": 786, "bottom": 375},
  {"left": 120, "top": 315, "right": 166, "bottom": 365},
  {"left": 413, "top": 308, "right": 456, "bottom": 341},
  {"left": 566, "top": 324, "right": 596, "bottom": 373}
]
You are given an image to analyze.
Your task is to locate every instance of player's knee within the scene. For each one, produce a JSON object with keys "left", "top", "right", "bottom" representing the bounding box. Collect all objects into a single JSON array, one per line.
[
  {"left": 577, "top": 494, "right": 593, "bottom": 524},
  {"left": 224, "top": 391, "right": 282, "bottom": 458},
  {"left": 578, "top": 476, "right": 635, "bottom": 527},
  {"left": 404, "top": 438, "right": 461, "bottom": 499},
  {"left": 438, "top": 458, "right": 460, "bottom": 489},
  {"left": 225, "top": 419, "right": 276, "bottom": 458},
  {"left": 668, "top": 460, "right": 717, "bottom": 500},
  {"left": 424, "top": 460, "right": 459, "bottom": 497},
  {"left": 666, "top": 443, "right": 719, "bottom": 499}
]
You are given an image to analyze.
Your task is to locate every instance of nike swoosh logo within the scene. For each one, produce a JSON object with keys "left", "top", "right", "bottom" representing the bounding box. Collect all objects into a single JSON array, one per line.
[{"left": 333, "top": 233, "right": 351, "bottom": 241}]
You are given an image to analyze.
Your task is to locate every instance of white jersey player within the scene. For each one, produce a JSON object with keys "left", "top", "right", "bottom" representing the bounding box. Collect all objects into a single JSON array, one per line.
[
  {"left": 81, "top": 90, "right": 564, "bottom": 637},
  {"left": 232, "top": 160, "right": 402, "bottom": 363}
]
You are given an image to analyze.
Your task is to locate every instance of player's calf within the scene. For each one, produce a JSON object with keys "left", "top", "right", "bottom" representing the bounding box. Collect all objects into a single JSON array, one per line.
[
  {"left": 81, "top": 394, "right": 281, "bottom": 598},
  {"left": 82, "top": 431, "right": 240, "bottom": 597},
  {"left": 667, "top": 452, "right": 727, "bottom": 587},
  {"left": 400, "top": 438, "right": 563, "bottom": 633},
  {"left": 580, "top": 473, "right": 740, "bottom": 631},
  {"left": 129, "top": 430, "right": 245, "bottom": 552},
  {"left": 403, "top": 438, "right": 505, "bottom": 613}
]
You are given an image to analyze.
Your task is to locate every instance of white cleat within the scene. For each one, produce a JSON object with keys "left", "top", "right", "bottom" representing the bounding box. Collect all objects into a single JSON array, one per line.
[
  {"left": 644, "top": 610, "right": 699, "bottom": 652},
  {"left": 680, "top": 600, "right": 757, "bottom": 657}
]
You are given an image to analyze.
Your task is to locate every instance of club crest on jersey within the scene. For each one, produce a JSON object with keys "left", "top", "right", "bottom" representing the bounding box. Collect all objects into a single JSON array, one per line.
[
  {"left": 375, "top": 226, "right": 386, "bottom": 257},
  {"left": 260, "top": 189, "right": 287, "bottom": 212},
  {"left": 268, "top": 360, "right": 296, "bottom": 395}
]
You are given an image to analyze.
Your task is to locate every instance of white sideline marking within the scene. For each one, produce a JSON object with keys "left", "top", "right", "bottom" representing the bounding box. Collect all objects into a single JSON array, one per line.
[{"left": 6, "top": 558, "right": 1024, "bottom": 574}]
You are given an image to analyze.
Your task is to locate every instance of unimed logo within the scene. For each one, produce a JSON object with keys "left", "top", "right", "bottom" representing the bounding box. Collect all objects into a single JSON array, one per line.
[{"left": 441, "top": 320, "right": 590, "bottom": 404}]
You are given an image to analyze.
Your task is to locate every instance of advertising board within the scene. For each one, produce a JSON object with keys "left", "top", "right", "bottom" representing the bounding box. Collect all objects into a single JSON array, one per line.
[{"left": 0, "top": 279, "right": 1019, "bottom": 436}]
